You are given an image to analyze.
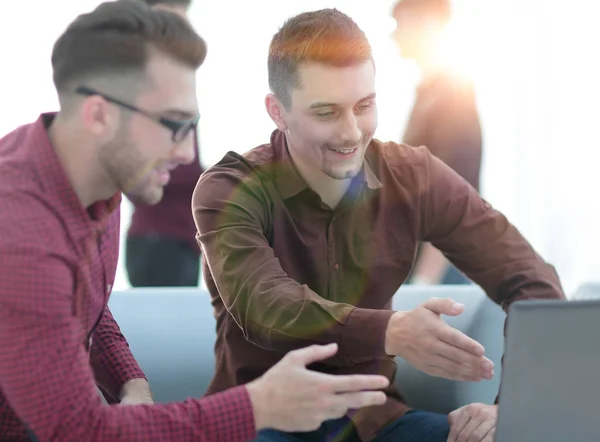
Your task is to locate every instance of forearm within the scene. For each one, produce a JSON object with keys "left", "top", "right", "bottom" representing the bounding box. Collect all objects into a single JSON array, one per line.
[
  {"left": 90, "top": 307, "right": 146, "bottom": 401},
  {"left": 201, "top": 228, "right": 393, "bottom": 365},
  {"left": 1, "top": 307, "right": 256, "bottom": 442},
  {"left": 225, "top": 265, "right": 394, "bottom": 365},
  {"left": 119, "top": 378, "right": 153, "bottom": 404},
  {"left": 441, "top": 215, "right": 565, "bottom": 307},
  {"left": 421, "top": 151, "right": 564, "bottom": 305},
  {"left": 247, "top": 303, "right": 395, "bottom": 366}
]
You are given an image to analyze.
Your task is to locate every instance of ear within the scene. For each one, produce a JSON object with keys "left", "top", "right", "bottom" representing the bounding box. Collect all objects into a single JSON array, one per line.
[
  {"left": 79, "top": 96, "right": 121, "bottom": 142},
  {"left": 265, "top": 93, "right": 288, "bottom": 131}
]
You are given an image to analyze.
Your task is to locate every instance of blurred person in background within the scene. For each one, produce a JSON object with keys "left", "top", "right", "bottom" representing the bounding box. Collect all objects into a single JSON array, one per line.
[
  {"left": 125, "top": 0, "right": 205, "bottom": 287},
  {"left": 392, "top": 0, "right": 483, "bottom": 285}
]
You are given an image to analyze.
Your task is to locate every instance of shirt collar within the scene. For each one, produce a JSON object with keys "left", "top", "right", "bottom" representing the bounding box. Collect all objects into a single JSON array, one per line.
[{"left": 271, "top": 130, "right": 382, "bottom": 200}]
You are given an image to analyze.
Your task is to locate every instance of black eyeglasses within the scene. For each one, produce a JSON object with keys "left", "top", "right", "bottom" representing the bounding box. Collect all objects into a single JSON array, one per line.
[{"left": 75, "top": 86, "right": 200, "bottom": 142}]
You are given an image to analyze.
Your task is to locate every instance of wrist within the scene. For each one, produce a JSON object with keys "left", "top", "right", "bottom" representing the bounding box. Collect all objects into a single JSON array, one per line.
[
  {"left": 384, "top": 311, "right": 406, "bottom": 356},
  {"left": 119, "top": 378, "right": 153, "bottom": 403},
  {"left": 246, "top": 378, "right": 270, "bottom": 431}
]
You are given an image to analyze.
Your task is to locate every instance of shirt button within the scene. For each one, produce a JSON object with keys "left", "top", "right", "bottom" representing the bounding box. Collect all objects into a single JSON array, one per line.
[{"left": 333, "top": 263, "right": 339, "bottom": 270}]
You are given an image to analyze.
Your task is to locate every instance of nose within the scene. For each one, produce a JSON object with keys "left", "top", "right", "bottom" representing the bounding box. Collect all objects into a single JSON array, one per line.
[
  {"left": 338, "top": 112, "right": 361, "bottom": 144},
  {"left": 171, "top": 131, "right": 197, "bottom": 165}
]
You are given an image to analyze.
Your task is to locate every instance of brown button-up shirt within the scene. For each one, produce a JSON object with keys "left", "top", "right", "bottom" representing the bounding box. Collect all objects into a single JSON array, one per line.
[{"left": 192, "top": 130, "right": 564, "bottom": 441}]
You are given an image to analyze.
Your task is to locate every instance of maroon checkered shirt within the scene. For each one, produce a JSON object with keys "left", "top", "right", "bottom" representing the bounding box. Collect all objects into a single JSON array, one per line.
[{"left": 0, "top": 114, "right": 256, "bottom": 441}]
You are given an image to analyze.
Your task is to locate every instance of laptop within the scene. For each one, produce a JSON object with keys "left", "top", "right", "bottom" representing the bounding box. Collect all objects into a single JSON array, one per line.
[{"left": 495, "top": 299, "right": 600, "bottom": 442}]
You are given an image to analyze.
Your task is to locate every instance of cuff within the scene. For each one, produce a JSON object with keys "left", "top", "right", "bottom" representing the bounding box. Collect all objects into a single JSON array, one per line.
[
  {"left": 200, "top": 386, "right": 257, "bottom": 442},
  {"left": 340, "top": 308, "right": 395, "bottom": 364}
]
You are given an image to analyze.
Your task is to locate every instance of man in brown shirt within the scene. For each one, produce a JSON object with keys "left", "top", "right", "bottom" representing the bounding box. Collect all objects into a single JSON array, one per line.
[{"left": 192, "top": 8, "right": 564, "bottom": 442}]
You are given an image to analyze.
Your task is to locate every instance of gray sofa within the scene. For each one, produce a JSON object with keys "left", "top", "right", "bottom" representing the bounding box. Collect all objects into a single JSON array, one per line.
[
  {"left": 108, "top": 285, "right": 505, "bottom": 414},
  {"left": 573, "top": 282, "right": 600, "bottom": 300}
]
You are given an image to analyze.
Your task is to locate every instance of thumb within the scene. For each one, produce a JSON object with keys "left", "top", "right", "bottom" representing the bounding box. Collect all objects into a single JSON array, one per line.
[
  {"left": 423, "top": 297, "right": 464, "bottom": 316},
  {"left": 287, "top": 343, "right": 338, "bottom": 366}
]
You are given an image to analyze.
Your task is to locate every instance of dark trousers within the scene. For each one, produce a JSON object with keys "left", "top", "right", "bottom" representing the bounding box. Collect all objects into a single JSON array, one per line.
[
  {"left": 252, "top": 410, "right": 449, "bottom": 442},
  {"left": 125, "top": 236, "right": 200, "bottom": 287},
  {"left": 27, "top": 427, "right": 40, "bottom": 441}
]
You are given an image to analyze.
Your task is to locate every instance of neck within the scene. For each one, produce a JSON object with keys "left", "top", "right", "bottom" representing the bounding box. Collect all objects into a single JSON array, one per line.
[
  {"left": 49, "top": 114, "right": 117, "bottom": 208},
  {"left": 288, "top": 147, "right": 352, "bottom": 210}
]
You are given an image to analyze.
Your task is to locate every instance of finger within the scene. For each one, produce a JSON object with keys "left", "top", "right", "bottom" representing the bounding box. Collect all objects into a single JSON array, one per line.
[
  {"left": 435, "top": 342, "right": 492, "bottom": 369},
  {"left": 322, "top": 391, "right": 387, "bottom": 421},
  {"left": 483, "top": 427, "right": 496, "bottom": 442},
  {"left": 432, "top": 345, "right": 494, "bottom": 379},
  {"left": 456, "top": 414, "right": 482, "bottom": 442},
  {"left": 423, "top": 297, "right": 465, "bottom": 316},
  {"left": 448, "top": 409, "right": 471, "bottom": 442},
  {"left": 448, "top": 406, "right": 466, "bottom": 425},
  {"left": 286, "top": 343, "right": 338, "bottom": 366},
  {"left": 427, "top": 357, "right": 486, "bottom": 382},
  {"left": 470, "top": 419, "right": 496, "bottom": 442},
  {"left": 428, "top": 364, "right": 480, "bottom": 382},
  {"left": 335, "top": 391, "right": 387, "bottom": 410},
  {"left": 320, "top": 373, "right": 390, "bottom": 393},
  {"left": 437, "top": 326, "right": 486, "bottom": 357}
]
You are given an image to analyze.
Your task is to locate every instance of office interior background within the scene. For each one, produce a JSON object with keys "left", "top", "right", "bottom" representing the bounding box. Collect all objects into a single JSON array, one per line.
[{"left": 1, "top": 0, "right": 598, "bottom": 295}]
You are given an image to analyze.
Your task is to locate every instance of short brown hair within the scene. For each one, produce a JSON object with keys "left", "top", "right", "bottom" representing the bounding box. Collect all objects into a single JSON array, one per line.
[
  {"left": 268, "top": 8, "right": 372, "bottom": 109},
  {"left": 51, "top": 0, "right": 206, "bottom": 96}
]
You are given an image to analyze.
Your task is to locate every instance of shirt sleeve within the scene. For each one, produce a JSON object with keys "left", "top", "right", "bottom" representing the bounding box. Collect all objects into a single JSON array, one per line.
[
  {"left": 192, "top": 165, "right": 393, "bottom": 367},
  {"left": 419, "top": 148, "right": 565, "bottom": 305},
  {"left": 0, "top": 244, "right": 256, "bottom": 442},
  {"left": 89, "top": 306, "right": 147, "bottom": 403}
]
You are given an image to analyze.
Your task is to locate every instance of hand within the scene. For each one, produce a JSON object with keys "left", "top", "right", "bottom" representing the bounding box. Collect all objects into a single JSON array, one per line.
[
  {"left": 246, "top": 343, "right": 389, "bottom": 432},
  {"left": 119, "top": 378, "right": 154, "bottom": 405},
  {"left": 448, "top": 403, "right": 497, "bottom": 442},
  {"left": 385, "top": 297, "right": 494, "bottom": 382}
]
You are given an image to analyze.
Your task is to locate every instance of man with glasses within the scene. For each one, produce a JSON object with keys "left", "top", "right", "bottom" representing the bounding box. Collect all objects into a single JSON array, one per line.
[
  {"left": 0, "top": 1, "right": 389, "bottom": 441},
  {"left": 125, "top": 0, "right": 207, "bottom": 289}
]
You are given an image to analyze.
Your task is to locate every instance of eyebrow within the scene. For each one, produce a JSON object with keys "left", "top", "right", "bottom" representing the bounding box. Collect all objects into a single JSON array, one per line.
[{"left": 308, "top": 93, "right": 377, "bottom": 110}]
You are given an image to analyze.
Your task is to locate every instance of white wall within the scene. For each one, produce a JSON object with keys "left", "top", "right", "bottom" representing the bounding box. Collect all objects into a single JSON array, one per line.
[{"left": 1, "top": 0, "right": 598, "bottom": 294}]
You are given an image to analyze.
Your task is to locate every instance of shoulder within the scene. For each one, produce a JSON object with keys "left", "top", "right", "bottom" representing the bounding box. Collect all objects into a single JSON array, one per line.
[
  {"left": 367, "top": 139, "right": 444, "bottom": 200},
  {"left": 368, "top": 139, "right": 429, "bottom": 170},
  {"left": 195, "top": 143, "right": 276, "bottom": 197},
  {"left": 0, "top": 187, "right": 71, "bottom": 254},
  {"left": 0, "top": 121, "right": 42, "bottom": 190},
  {"left": 0, "top": 190, "right": 75, "bottom": 313}
]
